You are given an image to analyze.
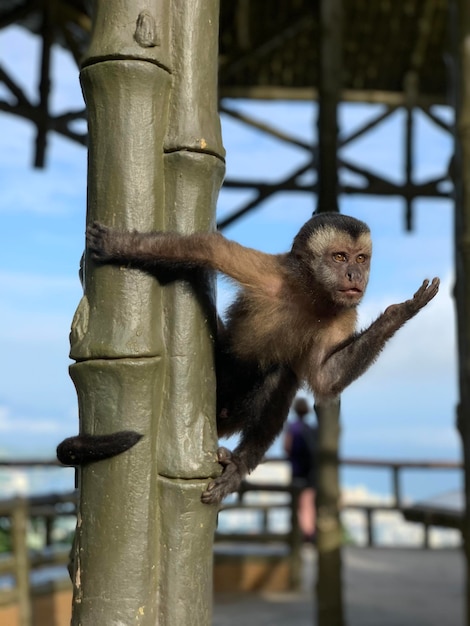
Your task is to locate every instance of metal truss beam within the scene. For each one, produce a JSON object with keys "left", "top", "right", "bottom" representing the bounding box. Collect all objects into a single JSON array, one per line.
[
  {"left": 218, "top": 100, "right": 452, "bottom": 231},
  {"left": 0, "top": 5, "right": 453, "bottom": 230}
]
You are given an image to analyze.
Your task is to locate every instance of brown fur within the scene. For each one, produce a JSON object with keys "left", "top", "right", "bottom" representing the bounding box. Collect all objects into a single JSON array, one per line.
[{"left": 58, "top": 213, "right": 439, "bottom": 505}]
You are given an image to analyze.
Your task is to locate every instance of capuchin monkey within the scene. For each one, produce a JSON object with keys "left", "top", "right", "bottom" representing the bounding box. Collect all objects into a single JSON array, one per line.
[{"left": 57, "top": 213, "right": 439, "bottom": 504}]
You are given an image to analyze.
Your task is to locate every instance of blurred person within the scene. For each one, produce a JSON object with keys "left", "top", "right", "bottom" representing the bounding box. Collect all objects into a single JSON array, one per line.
[{"left": 283, "top": 397, "right": 317, "bottom": 541}]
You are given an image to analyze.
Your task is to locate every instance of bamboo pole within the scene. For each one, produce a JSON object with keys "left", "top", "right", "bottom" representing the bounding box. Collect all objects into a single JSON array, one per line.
[
  {"left": 68, "top": 2, "right": 223, "bottom": 624},
  {"left": 157, "top": 2, "right": 225, "bottom": 622}
]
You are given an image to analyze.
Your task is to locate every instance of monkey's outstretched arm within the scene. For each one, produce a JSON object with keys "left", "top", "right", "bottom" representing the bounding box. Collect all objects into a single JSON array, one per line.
[
  {"left": 313, "top": 278, "right": 440, "bottom": 398},
  {"left": 87, "top": 222, "right": 283, "bottom": 295}
]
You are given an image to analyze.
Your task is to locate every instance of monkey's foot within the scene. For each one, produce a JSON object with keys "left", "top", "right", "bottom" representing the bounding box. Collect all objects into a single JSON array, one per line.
[
  {"left": 57, "top": 431, "right": 143, "bottom": 466},
  {"left": 201, "top": 447, "right": 246, "bottom": 505}
]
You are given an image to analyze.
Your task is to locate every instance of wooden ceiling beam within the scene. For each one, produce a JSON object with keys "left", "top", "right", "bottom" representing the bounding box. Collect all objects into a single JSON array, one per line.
[
  {"left": 220, "top": 15, "right": 314, "bottom": 80},
  {"left": 409, "top": 0, "right": 438, "bottom": 73},
  {"left": 219, "top": 86, "right": 448, "bottom": 107}
]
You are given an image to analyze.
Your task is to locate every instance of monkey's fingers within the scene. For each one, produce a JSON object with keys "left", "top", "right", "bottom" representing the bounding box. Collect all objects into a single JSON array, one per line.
[
  {"left": 201, "top": 448, "right": 243, "bottom": 505},
  {"left": 412, "top": 277, "right": 440, "bottom": 308},
  {"left": 201, "top": 473, "right": 240, "bottom": 505},
  {"left": 216, "top": 446, "right": 234, "bottom": 467},
  {"left": 86, "top": 221, "right": 113, "bottom": 261},
  {"left": 86, "top": 221, "right": 108, "bottom": 242},
  {"left": 427, "top": 277, "right": 440, "bottom": 298}
]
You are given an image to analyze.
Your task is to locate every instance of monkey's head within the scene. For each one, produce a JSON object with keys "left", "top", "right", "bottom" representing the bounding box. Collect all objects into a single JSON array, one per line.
[{"left": 291, "top": 213, "right": 372, "bottom": 308}]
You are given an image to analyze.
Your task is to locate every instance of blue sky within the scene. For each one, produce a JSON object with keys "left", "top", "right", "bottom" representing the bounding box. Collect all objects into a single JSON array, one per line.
[{"left": 0, "top": 26, "right": 459, "bottom": 499}]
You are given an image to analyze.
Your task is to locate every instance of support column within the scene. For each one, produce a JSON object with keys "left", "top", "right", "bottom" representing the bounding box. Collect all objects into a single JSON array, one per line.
[
  {"left": 454, "top": 1, "right": 470, "bottom": 624},
  {"left": 316, "top": 0, "right": 341, "bottom": 213},
  {"left": 68, "top": 2, "right": 223, "bottom": 624},
  {"left": 404, "top": 71, "right": 418, "bottom": 231},
  {"left": 315, "top": 0, "right": 344, "bottom": 625}
]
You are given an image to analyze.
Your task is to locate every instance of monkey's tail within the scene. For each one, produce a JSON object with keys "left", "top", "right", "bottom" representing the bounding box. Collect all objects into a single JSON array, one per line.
[{"left": 56, "top": 431, "right": 143, "bottom": 466}]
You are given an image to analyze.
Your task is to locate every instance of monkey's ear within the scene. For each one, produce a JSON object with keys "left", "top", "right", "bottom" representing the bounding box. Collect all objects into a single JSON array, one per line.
[
  {"left": 289, "top": 248, "right": 303, "bottom": 261},
  {"left": 57, "top": 431, "right": 143, "bottom": 466},
  {"left": 292, "top": 250, "right": 311, "bottom": 264}
]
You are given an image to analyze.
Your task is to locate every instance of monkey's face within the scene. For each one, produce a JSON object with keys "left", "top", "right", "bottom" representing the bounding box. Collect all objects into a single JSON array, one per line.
[
  {"left": 322, "top": 246, "right": 370, "bottom": 307},
  {"left": 303, "top": 227, "right": 372, "bottom": 308}
]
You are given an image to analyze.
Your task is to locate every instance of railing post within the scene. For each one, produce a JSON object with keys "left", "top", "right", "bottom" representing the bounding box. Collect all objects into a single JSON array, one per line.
[
  {"left": 365, "top": 508, "right": 374, "bottom": 547},
  {"left": 423, "top": 523, "right": 430, "bottom": 549},
  {"left": 45, "top": 515, "right": 53, "bottom": 546},
  {"left": 392, "top": 465, "right": 402, "bottom": 508},
  {"left": 290, "top": 485, "right": 303, "bottom": 590},
  {"left": 12, "top": 498, "right": 32, "bottom": 626}
]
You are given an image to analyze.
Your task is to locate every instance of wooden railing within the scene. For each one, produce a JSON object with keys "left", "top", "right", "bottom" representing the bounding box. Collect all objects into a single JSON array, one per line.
[
  {"left": 0, "top": 456, "right": 463, "bottom": 624},
  {"left": 0, "top": 491, "right": 76, "bottom": 626},
  {"left": 216, "top": 481, "right": 303, "bottom": 588},
  {"left": 339, "top": 457, "right": 463, "bottom": 547}
]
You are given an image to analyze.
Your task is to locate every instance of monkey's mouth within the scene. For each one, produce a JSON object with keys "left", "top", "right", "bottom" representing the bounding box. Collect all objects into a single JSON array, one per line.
[{"left": 340, "top": 287, "right": 363, "bottom": 296}]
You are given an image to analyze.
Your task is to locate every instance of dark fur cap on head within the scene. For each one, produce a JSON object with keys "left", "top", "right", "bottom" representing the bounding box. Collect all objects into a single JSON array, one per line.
[{"left": 291, "top": 212, "right": 370, "bottom": 256}]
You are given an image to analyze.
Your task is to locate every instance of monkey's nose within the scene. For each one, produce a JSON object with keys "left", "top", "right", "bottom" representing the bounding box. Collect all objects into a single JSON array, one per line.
[{"left": 347, "top": 268, "right": 362, "bottom": 282}]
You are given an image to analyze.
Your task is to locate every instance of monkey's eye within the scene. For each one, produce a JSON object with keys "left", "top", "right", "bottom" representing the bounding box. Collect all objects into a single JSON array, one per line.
[
  {"left": 356, "top": 254, "right": 367, "bottom": 264},
  {"left": 332, "top": 252, "right": 347, "bottom": 262}
]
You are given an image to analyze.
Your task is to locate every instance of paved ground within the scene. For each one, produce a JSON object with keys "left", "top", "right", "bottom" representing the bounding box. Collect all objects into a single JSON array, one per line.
[{"left": 213, "top": 546, "right": 465, "bottom": 625}]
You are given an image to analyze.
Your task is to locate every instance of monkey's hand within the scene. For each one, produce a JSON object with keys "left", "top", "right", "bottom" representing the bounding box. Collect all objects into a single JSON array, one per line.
[
  {"left": 314, "top": 277, "right": 440, "bottom": 398},
  {"left": 385, "top": 277, "right": 440, "bottom": 319},
  {"left": 86, "top": 221, "right": 183, "bottom": 267},
  {"left": 201, "top": 447, "right": 247, "bottom": 505},
  {"left": 86, "top": 221, "right": 129, "bottom": 262}
]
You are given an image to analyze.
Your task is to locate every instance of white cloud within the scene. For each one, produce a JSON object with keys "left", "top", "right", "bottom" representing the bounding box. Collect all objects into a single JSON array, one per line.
[
  {"left": 0, "top": 405, "right": 59, "bottom": 434},
  {"left": 0, "top": 269, "right": 78, "bottom": 296},
  {"left": 0, "top": 468, "right": 29, "bottom": 496},
  {"left": 0, "top": 125, "right": 87, "bottom": 215},
  {"left": 0, "top": 268, "right": 79, "bottom": 432},
  {"left": 354, "top": 271, "right": 456, "bottom": 380},
  {"left": 0, "top": 269, "right": 81, "bottom": 342}
]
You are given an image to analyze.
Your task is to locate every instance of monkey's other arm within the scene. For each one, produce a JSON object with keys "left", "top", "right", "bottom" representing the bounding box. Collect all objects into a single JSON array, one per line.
[
  {"left": 202, "top": 364, "right": 298, "bottom": 504},
  {"left": 313, "top": 277, "right": 440, "bottom": 398}
]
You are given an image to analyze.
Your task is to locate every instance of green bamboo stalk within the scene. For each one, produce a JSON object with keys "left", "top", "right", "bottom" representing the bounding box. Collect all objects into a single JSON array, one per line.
[{"left": 68, "top": 2, "right": 223, "bottom": 624}]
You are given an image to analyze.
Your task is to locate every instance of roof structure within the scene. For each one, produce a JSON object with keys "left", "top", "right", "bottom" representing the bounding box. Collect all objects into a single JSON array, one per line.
[
  {"left": 1, "top": 0, "right": 451, "bottom": 102},
  {"left": 219, "top": 0, "right": 450, "bottom": 105},
  {"left": 0, "top": 0, "right": 454, "bottom": 230}
]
